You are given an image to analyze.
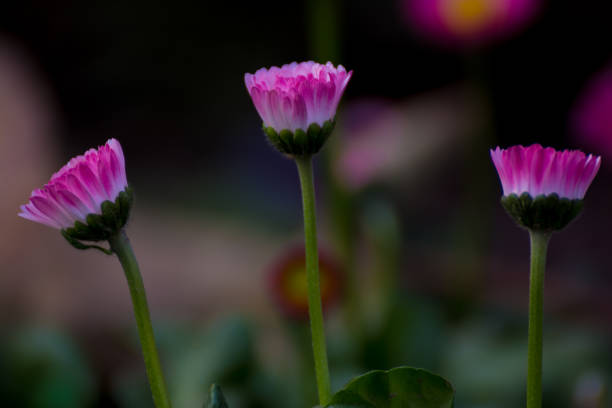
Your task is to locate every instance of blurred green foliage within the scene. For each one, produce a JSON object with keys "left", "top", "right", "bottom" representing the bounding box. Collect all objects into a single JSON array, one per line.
[{"left": 0, "top": 327, "right": 95, "bottom": 408}]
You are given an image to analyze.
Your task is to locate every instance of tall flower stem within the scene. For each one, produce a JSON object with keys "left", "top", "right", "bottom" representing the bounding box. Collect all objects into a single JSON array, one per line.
[
  {"left": 295, "top": 155, "right": 332, "bottom": 406},
  {"left": 526, "top": 230, "right": 551, "bottom": 408},
  {"left": 109, "top": 230, "right": 173, "bottom": 408}
]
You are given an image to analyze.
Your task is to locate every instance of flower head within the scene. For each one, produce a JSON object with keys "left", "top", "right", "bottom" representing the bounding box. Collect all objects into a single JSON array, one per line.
[
  {"left": 402, "top": 0, "right": 541, "bottom": 49},
  {"left": 490, "top": 144, "right": 600, "bottom": 231},
  {"left": 571, "top": 64, "right": 612, "bottom": 158},
  {"left": 245, "top": 61, "right": 352, "bottom": 156},
  {"left": 19, "top": 138, "right": 132, "bottom": 249},
  {"left": 268, "top": 245, "right": 343, "bottom": 321},
  {"left": 490, "top": 144, "right": 600, "bottom": 200}
]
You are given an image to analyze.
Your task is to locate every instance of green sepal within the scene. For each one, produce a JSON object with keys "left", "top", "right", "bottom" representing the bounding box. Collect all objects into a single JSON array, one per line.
[
  {"left": 293, "top": 128, "right": 308, "bottom": 156},
  {"left": 321, "top": 120, "right": 335, "bottom": 146},
  {"left": 279, "top": 129, "right": 296, "bottom": 154},
  {"left": 307, "top": 122, "right": 322, "bottom": 153},
  {"left": 263, "top": 126, "right": 285, "bottom": 153},
  {"left": 262, "top": 118, "right": 336, "bottom": 157},
  {"left": 101, "top": 201, "right": 119, "bottom": 231},
  {"left": 205, "top": 384, "right": 229, "bottom": 408},
  {"left": 61, "top": 187, "right": 134, "bottom": 253},
  {"left": 61, "top": 230, "right": 112, "bottom": 255},
  {"left": 85, "top": 214, "right": 103, "bottom": 236},
  {"left": 117, "top": 187, "right": 133, "bottom": 227},
  {"left": 325, "top": 366, "right": 454, "bottom": 408},
  {"left": 501, "top": 192, "right": 584, "bottom": 232}
]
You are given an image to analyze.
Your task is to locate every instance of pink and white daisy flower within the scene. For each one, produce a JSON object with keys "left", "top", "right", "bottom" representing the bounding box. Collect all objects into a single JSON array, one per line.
[
  {"left": 490, "top": 144, "right": 600, "bottom": 200},
  {"left": 245, "top": 61, "right": 352, "bottom": 133},
  {"left": 19, "top": 138, "right": 129, "bottom": 229},
  {"left": 491, "top": 144, "right": 601, "bottom": 231}
]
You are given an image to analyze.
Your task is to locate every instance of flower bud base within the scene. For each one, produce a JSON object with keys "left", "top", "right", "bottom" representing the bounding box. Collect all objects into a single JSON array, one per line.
[
  {"left": 263, "top": 120, "right": 335, "bottom": 157},
  {"left": 501, "top": 192, "right": 583, "bottom": 232},
  {"left": 61, "top": 187, "right": 134, "bottom": 252}
]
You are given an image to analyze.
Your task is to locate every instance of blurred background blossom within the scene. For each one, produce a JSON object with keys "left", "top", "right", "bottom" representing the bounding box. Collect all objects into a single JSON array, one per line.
[
  {"left": 1, "top": 1, "right": 612, "bottom": 407},
  {"left": 268, "top": 244, "right": 343, "bottom": 320},
  {"left": 401, "top": 0, "right": 542, "bottom": 49},
  {"left": 571, "top": 63, "right": 612, "bottom": 158},
  {"left": 333, "top": 85, "right": 478, "bottom": 192}
]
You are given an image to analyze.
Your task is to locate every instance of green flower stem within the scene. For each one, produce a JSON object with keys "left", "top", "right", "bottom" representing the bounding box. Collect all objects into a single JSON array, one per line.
[
  {"left": 295, "top": 155, "right": 332, "bottom": 406},
  {"left": 307, "top": 0, "right": 341, "bottom": 62},
  {"left": 109, "top": 230, "right": 172, "bottom": 408},
  {"left": 526, "top": 230, "right": 551, "bottom": 408}
]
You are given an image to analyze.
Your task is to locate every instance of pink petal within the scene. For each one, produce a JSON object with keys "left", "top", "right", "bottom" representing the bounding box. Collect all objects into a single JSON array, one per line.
[
  {"left": 18, "top": 138, "right": 129, "bottom": 229},
  {"left": 490, "top": 144, "right": 601, "bottom": 200},
  {"left": 244, "top": 61, "right": 352, "bottom": 132}
]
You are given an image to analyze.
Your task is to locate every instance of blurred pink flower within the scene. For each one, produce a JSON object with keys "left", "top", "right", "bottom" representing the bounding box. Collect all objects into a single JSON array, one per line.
[
  {"left": 571, "top": 65, "right": 612, "bottom": 157},
  {"left": 335, "top": 101, "right": 406, "bottom": 190},
  {"left": 19, "top": 139, "right": 128, "bottom": 229},
  {"left": 402, "top": 0, "right": 541, "bottom": 48},
  {"left": 334, "top": 87, "right": 478, "bottom": 191},
  {"left": 490, "top": 144, "right": 600, "bottom": 199},
  {"left": 244, "top": 61, "right": 352, "bottom": 132}
]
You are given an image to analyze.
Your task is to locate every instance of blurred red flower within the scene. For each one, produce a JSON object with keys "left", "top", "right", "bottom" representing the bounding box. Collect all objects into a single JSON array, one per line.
[{"left": 268, "top": 245, "right": 343, "bottom": 321}]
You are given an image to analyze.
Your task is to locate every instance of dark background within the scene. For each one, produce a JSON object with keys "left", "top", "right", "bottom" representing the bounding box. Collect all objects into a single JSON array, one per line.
[
  {"left": 3, "top": 1, "right": 611, "bottom": 158},
  {"left": 1, "top": 1, "right": 611, "bottom": 407}
]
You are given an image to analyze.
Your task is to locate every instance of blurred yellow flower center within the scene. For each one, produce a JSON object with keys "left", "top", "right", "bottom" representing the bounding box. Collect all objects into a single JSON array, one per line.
[
  {"left": 441, "top": 0, "right": 500, "bottom": 35},
  {"left": 282, "top": 263, "right": 330, "bottom": 307}
]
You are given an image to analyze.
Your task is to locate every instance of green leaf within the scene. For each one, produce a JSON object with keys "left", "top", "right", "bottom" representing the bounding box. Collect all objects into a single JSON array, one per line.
[
  {"left": 326, "top": 367, "right": 454, "bottom": 408},
  {"left": 205, "top": 384, "right": 229, "bottom": 408}
]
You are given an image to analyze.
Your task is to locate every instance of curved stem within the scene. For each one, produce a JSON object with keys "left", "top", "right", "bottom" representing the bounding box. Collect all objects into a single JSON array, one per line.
[
  {"left": 109, "top": 230, "right": 173, "bottom": 408},
  {"left": 526, "top": 230, "right": 551, "bottom": 408},
  {"left": 295, "top": 156, "right": 332, "bottom": 406}
]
